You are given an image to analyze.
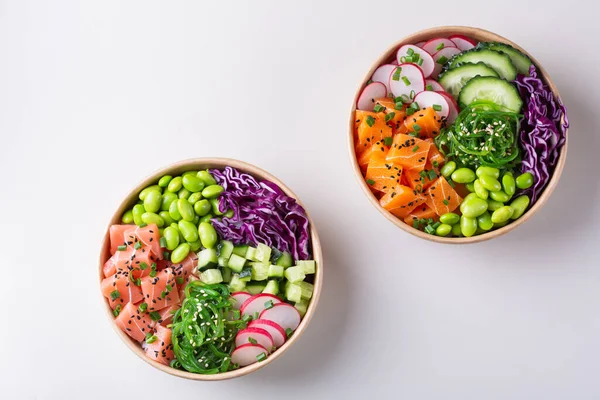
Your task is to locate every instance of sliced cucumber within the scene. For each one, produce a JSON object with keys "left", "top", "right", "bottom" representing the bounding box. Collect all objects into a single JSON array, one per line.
[
  {"left": 477, "top": 42, "right": 532, "bottom": 75},
  {"left": 438, "top": 62, "right": 499, "bottom": 98},
  {"left": 262, "top": 279, "right": 279, "bottom": 295},
  {"left": 447, "top": 49, "right": 517, "bottom": 81},
  {"left": 229, "top": 274, "right": 247, "bottom": 292},
  {"left": 227, "top": 253, "right": 246, "bottom": 273},
  {"left": 200, "top": 269, "right": 223, "bottom": 285},
  {"left": 246, "top": 282, "right": 266, "bottom": 295},
  {"left": 458, "top": 76, "right": 523, "bottom": 113},
  {"left": 197, "top": 248, "right": 218, "bottom": 270},
  {"left": 275, "top": 251, "right": 293, "bottom": 268}
]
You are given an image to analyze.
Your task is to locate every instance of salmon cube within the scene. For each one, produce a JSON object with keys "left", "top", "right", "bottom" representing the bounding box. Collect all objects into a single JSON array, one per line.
[
  {"left": 101, "top": 270, "right": 144, "bottom": 309},
  {"left": 386, "top": 134, "right": 431, "bottom": 171},
  {"left": 379, "top": 184, "right": 426, "bottom": 218},
  {"left": 109, "top": 224, "right": 135, "bottom": 255},
  {"left": 425, "top": 176, "right": 463, "bottom": 215},
  {"left": 365, "top": 152, "right": 403, "bottom": 194},
  {"left": 115, "top": 302, "right": 155, "bottom": 343},
  {"left": 141, "top": 268, "right": 180, "bottom": 312},
  {"left": 143, "top": 325, "right": 175, "bottom": 365}
]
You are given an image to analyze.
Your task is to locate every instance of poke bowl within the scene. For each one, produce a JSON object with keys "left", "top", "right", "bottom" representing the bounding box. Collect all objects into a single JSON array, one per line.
[
  {"left": 99, "top": 158, "right": 323, "bottom": 380},
  {"left": 349, "top": 26, "right": 568, "bottom": 243}
]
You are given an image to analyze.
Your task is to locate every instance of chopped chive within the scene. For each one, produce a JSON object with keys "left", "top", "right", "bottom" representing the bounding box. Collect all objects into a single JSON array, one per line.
[
  {"left": 426, "top": 84, "right": 433, "bottom": 91},
  {"left": 160, "top": 290, "right": 166, "bottom": 299},
  {"left": 394, "top": 102, "right": 404, "bottom": 110},
  {"left": 366, "top": 115, "right": 375, "bottom": 127},
  {"left": 110, "top": 290, "right": 120, "bottom": 301},
  {"left": 409, "top": 90, "right": 416, "bottom": 99},
  {"left": 407, "top": 48, "right": 414, "bottom": 56},
  {"left": 113, "top": 304, "right": 122, "bottom": 317},
  {"left": 393, "top": 96, "right": 403, "bottom": 103},
  {"left": 242, "top": 314, "right": 252, "bottom": 323},
  {"left": 384, "top": 112, "right": 395, "bottom": 122},
  {"left": 264, "top": 300, "right": 274, "bottom": 310},
  {"left": 404, "top": 56, "right": 413, "bottom": 63},
  {"left": 448, "top": 179, "right": 456, "bottom": 188},
  {"left": 437, "top": 55, "right": 448, "bottom": 65},
  {"left": 149, "top": 270, "right": 157, "bottom": 278},
  {"left": 248, "top": 337, "right": 257, "bottom": 344},
  {"left": 163, "top": 251, "right": 170, "bottom": 260},
  {"left": 432, "top": 104, "right": 442, "bottom": 112},
  {"left": 412, "top": 145, "right": 420, "bottom": 153},
  {"left": 413, "top": 124, "right": 421, "bottom": 131},
  {"left": 417, "top": 58, "right": 423, "bottom": 66},
  {"left": 401, "top": 76, "right": 411, "bottom": 86},
  {"left": 176, "top": 277, "right": 184, "bottom": 285},
  {"left": 383, "top": 137, "right": 393, "bottom": 146},
  {"left": 424, "top": 225, "right": 436, "bottom": 234},
  {"left": 256, "top": 352, "right": 267, "bottom": 362},
  {"left": 151, "top": 262, "right": 157, "bottom": 270},
  {"left": 419, "top": 171, "right": 427, "bottom": 178},
  {"left": 408, "top": 131, "right": 420, "bottom": 138},
  {"left": 117, "top": 245, "right": 127, "bottom": 251},
  {"left": 413, "top": 220, "right": 420, "bottom": 229},
  {"left": 145, "top": 333, "right": 158, "bottom": 344},
  {"left": 138, "top": 223, "right": 147, "bottom": 228},
  {"left": 159, "top": 237, "right": 167, "bottom": 248},
  {"left": 432, "top": 160, "right": 439, "bottom": 168},
  {"left": 443, "top": 199, "right": 449, "bottom": 205},
  {"left": 366, "top": 179, "right": 375, "bottom": 185},
  {"left": 432, "top": 221, "right": 441, "bottom": 229},
  {"left": 285, "top": 328, "right": 293, "bottom": 338},
  {"left": 134, "top": 241, "right": 142, "bottom": 250},
  {"left": 406, "top": 108, "right": 415, "bottom": 116},
  {"left": 166, "top": 284, "right": 173, "bottom": 292},
  {"left": 135, "top": 278, "right": 141, "bottom": 286},
  {"left": 253, "top": 311, "right": 259, "bottom": 320},
  {"left": 412, "top": 101, "right": 420, "bottom": 110},
  {"left": 373, "top": 104, "right": 384, "bottom": 113},
  {"left": 400, "top": 56, "right": 407, "bottom": 63},
  {"left": 138, "top": 302, "right": 148, "bottom": 313},
  {"left": 149, "top": 311, "right": 161, "bottom": 321},
  {"left": 436, "top": 43, "right": 445, "bottom": 51},
  {"left": 428, "top": 170, "right": 437, "bottom": 180},
  {"left": 232, "top": 309, "right": 241, "bottom": 320},
  {"left": 140, "top": 262, "right": 149, "bottom": 270}
]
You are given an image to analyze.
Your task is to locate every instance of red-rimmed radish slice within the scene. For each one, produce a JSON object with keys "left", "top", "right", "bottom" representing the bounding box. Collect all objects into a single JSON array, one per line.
[
  {"left": 422, "top": 38, "right": 455, "bottom": 55},
  {"left": 371, "top": 64, "right": 396, "bottom": 93},
  {"left": 389, "top": 59, "right": 398, "bottom": 65},
  {"left": 249, "top": 319, "right": 286, "bottom": 348},
  {"left": 389, "top": 63, "right": 425, "bottom": 99},
  {"left": 231, "top": 343, "right": 268, "bottom": 367},
  {"left": 425, "top": 79, "right": 444, "bottom": 92},
  {"left": 259, "top": 303, "right": 301, "bottom": 332},
  {"left": 449, "top": 35, "right": 477, "bottom": 51},
  {"left": 415, "top": 41, "right": 426, "bottom": 48},
  {"left": 356, "top": 82, "right": 387, "bottom": 111},
  {"left": 396, "top": 45, "right": 435, "bottom": 78},
  {"left": 437, "top": 91, "right": 459, "bottom": 123},
  {"left": 240, "top": 294, "right": 282, "bottom": 317},
  {"left": 231, "top": 292, "right": 252, "bottom": 310},
  {"left": 235, "top": 327, "right": 274, "bottom": 353},
  {"left": 413, "top": 91, "right": 450, "bottom": 119},
  {"left": 431, "top": 47, "right": 462, "bottom": 79}
]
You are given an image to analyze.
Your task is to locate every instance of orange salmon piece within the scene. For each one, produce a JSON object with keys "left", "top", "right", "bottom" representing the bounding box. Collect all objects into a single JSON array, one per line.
[
  {"left": 109, "top": 224, "right": 135, "bottom": 255},
  {"left": 101, "top": 270, "right": 144, "bottom": 309},
  {"left": 365, "top": 152, "right": 403, "bottom": 194},
  {"left": 403, "top": 203, "right": 438, "bottom": 226},
  {"left": 115, "top": 302, "right": 155, "bottom": 343},
  {"left": 379, "top": 184, "right": 425, "bottom": 218},
  {"left": 399, "top": 107, "right": 443, "bottom": 138},
  {"left": 144, "top": 325, "right": 175, "bottom": 365},
  {"left": 386, "top": 134, "right": 431, "bottom": 171},
  {"left": 355, "top": 110, "right": 392, "bottom": 151},
  {"left": 141, "top": 267, "right": 180, "bottom": 312},
  {"left": 425, "top": 176, "right": 463, "bottom": 216}
]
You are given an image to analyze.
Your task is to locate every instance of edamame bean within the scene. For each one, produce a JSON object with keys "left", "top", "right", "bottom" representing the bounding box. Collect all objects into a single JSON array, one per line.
[
  {"left": 167, "top": 176, "right": 183, "bottom": 193},
  {"left": 199, "top": 214, "right": 213, "bottom": 223},
  {"left": 192, "top": 215, "right": 200, "bottom": 225},
  {"left": 476, "top": 166, "right": 500, "bottom": 179},
  {"left": 170, "top": 222, "right": 186, "bottom": 242},
  {"left": 509, "top": 195, "right": 530, "bottom": 220},
  {"left": 178, "top": 220, "right": 199, "bottom": 243},
  {"left": 451, "top": 223, "right": 462, "bottom": 236},
  {"left": 491, "top": 206, "right": 514, "bottom": 224},
  {"left": 460, "top": 215, "right": 478, "bottom": 237},
  {"left": 189, "top": 240, "right": 202, "bottom": 252},
  {"left": 224, "top": 209, "right": 234, "bottom": 218},
  {"left": 464, "top": 193, "right": 480, "bottom": 202},
  {"left": 193, "top": 199, "right": 212, "bottom": 217},
  {"left": 177, "top": 198, "right": 195, "bottom": 222},
  {"left": 465, "top": 182, "right": 475, "bottom": 192},
  {"left": 198, "top": 222, "right": 217, "bottom": 249},
  {"left": 158, "top": 175, "right": 173, "bottom": 188},
  {"left": 516, "top": 172, "right": 534, "bottom": 189},
  {"left": 494, "top": 220, "right": 510, "bottom": 229},
  {"left": 182, "top": 170, "right": 198, "bottom": 177},
  {"left": 178, "top": 188, "right": 191, "bottom": 199},
  {"left": 440, "top": 161, "right": 456, "bottom": 178},
  {"left": 143, "top": 190, "right": 162, "bottom": 213},
  {"left": 132, "top": 204, "right": 145, "bottom": 225},
  {"left": 440, "top": 212, "right": 460, "bottom": 225},
  {"left": 141, "top": 212, "right": 165, "bottom": 227},
  {"left": 436, "top": 223, "right": 452, "bottom": 237},
  {"left": 188, "top": 192, "right": 203, "bottom": 205},
  {"left": 477, "top": 212, "right": 493, "bottom": 231},
  {"left": 139, "top": 185, "right": 161, "bottom": 201},
  {"left": 197, "top": 170, "right": 217, "bottom": 186},
  {"left": 182, "top": 174, "right": 205, "bottom": 193},
  {"left": 502, "top": 173, "right": 516, "bottom": 196},
  {"left": 473, "top": 179, "right": 489, "bottom": 200},
  {"left": 490, "top": 190, "right": 511, "bottom": 203},
  {"left": 460, "top": 196, "right": 488, "bottom": 218},
  {"left": 451, "top": 168, "right": 476, "bottom": 184},
  {"left": 202, "top": 185, "right": 225, "bottom": 199},
  {"left": 210, "top": 198, "right": 224, "bottom": 216},
  {"left": 163, "top": 226, "right": 180, "bottom": 251},
  {"left": 171, "top": 243, "right": 191, "bottom": 264},
  {"left": 121, "top": 209, "right": 134, "bottom": 224},
  {"left": 487, "top": 199, "right": 504, "bottom": 211},
  {"left": 161, "top": 192, "right": 178, "bottom": 211},
  {"left": 478, "top": 174, "right": 502, "bottom": 192},
  {"left": 159, "top": 211, "right": 174, "bottom": 226},
  {"left": 168, "top": 200, "right": 182, "bottom": 221}
]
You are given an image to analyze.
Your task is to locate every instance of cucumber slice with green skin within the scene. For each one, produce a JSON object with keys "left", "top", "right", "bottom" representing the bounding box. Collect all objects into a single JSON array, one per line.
[
  {"left": 438, "top": 62, "right": 499, "bottom": 98},
  {"left": 446, "top": 49, "right": 517, "bottom": 81},
  {"left": 476, "top": 42, "right": 532, "bottom": 75},
  {"left": 458, "top": 76, "right": 523, "bottom": 113}
]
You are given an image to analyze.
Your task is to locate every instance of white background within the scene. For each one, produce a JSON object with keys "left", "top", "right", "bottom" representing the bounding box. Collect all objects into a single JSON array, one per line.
[{"left": 1, "top": 1, "right": 599, "bottom": 399}]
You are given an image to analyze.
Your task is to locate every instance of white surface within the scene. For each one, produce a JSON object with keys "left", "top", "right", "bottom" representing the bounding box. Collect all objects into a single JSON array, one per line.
[{"left": 1, "top": 1, "right": 599, "bottom": 399}]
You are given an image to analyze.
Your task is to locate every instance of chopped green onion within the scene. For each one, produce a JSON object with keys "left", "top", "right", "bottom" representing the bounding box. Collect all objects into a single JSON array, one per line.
[
  {"left": 138, "top": 223, "right": 147, "bottom": 228},
  {"left": 117, "top": 245, "right": 127, "bottom": 251},
  {"left": 424, "top": 225, "right": 436, "bottom": 234},
  {"left": 437, "top": 55, "right": 448, "bottom": 65},
  {"left": 426, "top": 84, "right": 433, "bottom": 91},
  {"left": 163, "top": 251, "right": 170, "bottom": 260},
  {"left": 419, "top": 170, "right": 427, "bottom": 178},
  {"left": 149, "top": 311, "right": 161, "bottom": 321},
  {"left": 401, "top": 76, "right": 411, "bottom": 86},
  {"left": 436, "top": 43, "right": 445, "bottom": 51},
  {"left": 151, "top": 262, "right": 157, "bottom": 270},
  {"left": 417, "top": 58, "right": 423, "bottom": 66},
  {"left": 253, "top": 311, "right": 259, "bottom": 320},
  {"left": 248, "top": 337, "right": 257, "bottom": 344},
  {"left": 384, "top": 112, "right": 395, "bottom": 122},
  {"left": 407, "top": 48, "right": 414, "bottom": 56},
  {"left": 408, "top": 132, "right": 419, "bottom": 137},
  {"left": 242, "top": 314, "right": 253, "bottom": 323},
  {"left": 160, "top": 290, "right": 166, "bottom": 299},
  {"left": 383, "top": 137, "right": 393, "bottom": 146},
  {"left": 285, "top": 328, "right": 293, "bottom": 338},
  {"left": 373, "top": 104, "right": 384, "bottom": 113},
  {"left": 443, "top": 199, "right": 449, "bottom": 205},
  {"left": 138, "top": 302, "right": 148, "bottom": 313},
  {"left": 140, "top": 262, "right": 149, "bottom": 270},
  {"left": 264, "top": 300, "right": 274, "bottom": 310},
  {"left": 110, "top": 290, "right": 121, "bottom": 301},
  {"left": 146, "top": 333, "right": 158, "bottom": 344},
  {"left": 232, "top": 309, "right": 241, "bottom": 320},
  {"left": 366, "top": 179, "right": 375, "bottom": 185},
  {"left": 404, "top": 56, "right": 413, "bottom": 63},
  {"left": 166, "top": 284, "right": 173, "bottom": 292},
  {"left": 432, "top": 104, "right": 442, "bottom": 112},
  {"left": 134, "top": 241, "right": 142, "bottom": 250},
  {"left": 159, "top": 237, "right": 167, "bottom": 248},
  {"left": 406, "top": 108, "right": 415, "bottom": 116},
  {"left": 412, "top": 101, "right": 420, "bottom": 110},
  {"left": 366, "top": 115, "right": 375, "bottom": 127},
  {"left": 413, "top": 220, "right": 420, "bottom": 229},
  {"left": 412, "top": 145, "right": 420, "bottom": 153},
  {"left": 428, "top": 170, "right": 437, "bottom": 180},
  {"left": 448, "top": 179, "right": 456, "bottom": 188},
  {"left": 409, "top": 90, "right": 416, "bottom": 99},
  {"left": 432, "top": 160, "right": 439, "bottom": 168},
  {"left": 256, "top": 352, "right": 267, "bottom": 362},
  {"left": 413, "top": 124, "right": 421, "bottom": 132},
  {"left": 432, "top": 221, "right": 441, "bottom": 229},
  {"left": 149, "top": 270, "right": 157, "bottom": 278},
  {"left": 176, "top": 277, "right": 184, "bottom": 285},
  {"left": 135, "top": 278, "right": 142, "bottom": 286},
  {"left": 113, "top": 304, "right": 122, "bottom": 317}
]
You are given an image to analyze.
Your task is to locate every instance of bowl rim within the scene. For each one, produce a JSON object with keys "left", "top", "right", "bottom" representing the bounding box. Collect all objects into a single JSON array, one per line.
[
  {"left": 98, "top": 157, "right": 323, "bottom": 380},
  {"left": 348, "top": 25, "right": 568, "bottom": 244}
]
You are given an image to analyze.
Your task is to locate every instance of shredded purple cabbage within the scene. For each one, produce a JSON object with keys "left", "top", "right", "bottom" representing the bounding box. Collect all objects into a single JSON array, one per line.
[
  {"left": 514, "top": 65, "right": 569, "bottom": 203},
  {"left": 209, "top": 166, "right": 311, "bottom": 260}
]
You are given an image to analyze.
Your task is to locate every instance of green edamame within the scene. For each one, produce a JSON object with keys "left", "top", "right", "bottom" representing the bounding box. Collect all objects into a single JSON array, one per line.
[
  {"left": 494, "top": 220, "right": 510, "bottom": 229},
  {"left": 171, "top": 243, "right": 191, "bottom": 264},
  {"left": 161, "top": 192, "right": 178, "bottom": 211},
  {"left": 487, "top": 199, "right": 504, "bottom": 211},
  {"left": 199, "top": 214, "right": 213, "bottom": 223},
  {"left": 451, "top": 223, "right": 462, "bottom": 236},
  {"left": 502, "top": 173, "right": 516, "bottom": 196},
  {"left": 171, "top": 222, "right": 186, "bottom": 242},
  {"left": 198, "top": 222, "right": 218, "bottom": 249},
  {"left": 473, "top": 179, "right": 489, "bottom": 200},
  {"left": 132, "top": 204, "right": 145, "bottom": 225},
  {"left": 460, "top": 215, "right": 478, "bottom": 237},
  {"left": 197, "top": 170, "right": 217, "bottom": 186},
  {"left": 464, "top": 193, "right": 480, "bottom": 203},
  {"left": 460, "top": 196, "right": 488, "bottom": 218},
  {"left": 516, "top": 172, "right": 534, "bottom": 189},
  {"left": 177, "top": 198, "right": 195, "bottom": 222},
  {"left": 192, "top": 215, "right": 200, "bottom": 225},
  {"left": 476, "top": 166, "right": 500, "bottom": 179},
  {"left": 440, "top": 212, "right": 460, "bottom": 225},
  {"left": 210, "top": 198, "right": 224, "bottom": 216},
  {"left": 224, "top": 209, "right": 234, "bottom": 218},
  {"left": 477, "top": 212, "right": 493, "bottom": 231},
  {"left": 141, "top": 212, "right": 165, "bottom": 227},
  {"left": 193, "top": 199, "right": 212, "bottom": 216},
  {"left": 478, "top": 174, "right": 501, "bottom": 192},
  {"left": 121, "top": 209, "right": 134, "bottom": 224},
  {"left": 158, "top": 175, "right": 173, "bottom": 188},
  {"left": 465, "top": 182, "right": 475, "bottom": 192},
  {"left": 168, "top": 200, "right": 182, "bottom": 221},
  {"left": 440, "top": 161, "right": 456, "bottom": 178},
  {"left": 202, "top": 185, "right": 225, "bottom": 199},
  {"left": 189, "top": 240, "right": 202, "bottom": 252},
  {"left": 178, "top": 188, "right": 191, "bottom": 199},
  {"left": 188, "top": 192, "right": 203, "bottom": 205},
  {"left": 182, "top": 170, "right": 198, "bottom": 177},
  {"left": 182, "top": 174, "right": 205, "bottom": 193},
  {"left": 178, "top": 220, "right": 199, "bottom": 243},
  {"left": 510, "top": 195, "right": 530, "bottom": 220},
  {"left": 167, "top": 176, "right": 183, "bottom": 193},
  {"left": 436, "top": 223, "right": 452, "bottom": 237},
  {"left": 491, "top": 206, "right": 514, "bottom": 224},
  {"left": 143, "top": 190, "right": 162, "bottom": 213},
  {"left": 163, "top": 226, "right": 180, "bottom": 251},
  {"left": 490, "top": 190, "right": 511, "bottom": 203},
  {"left": 159, "top": 211, "right": 174, "bottom": 226},
  {"left": 139, "top": 185, "right": 161, "bottom": 201},
  {"left": 451, "top": 168, "right": 476, "bottom": 184}
]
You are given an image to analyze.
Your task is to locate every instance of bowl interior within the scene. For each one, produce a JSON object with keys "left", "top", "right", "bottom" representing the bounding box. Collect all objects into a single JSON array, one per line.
[
  {"left": 349, "top": 26, "right": 567, "bottom": 244},
  {"left": 99, "top": 157, "right": 323, "bottom": 380}
]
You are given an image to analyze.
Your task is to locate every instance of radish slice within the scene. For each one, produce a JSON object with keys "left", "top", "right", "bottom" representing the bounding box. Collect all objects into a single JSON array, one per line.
[
  {"left": 371, "top": 64, "right": 397, "bottom": 93},
  {"left": 390, "top": 59, "right": 398, "bottom": 65},
  {"left": 431, "top": 47, "right": 462, "bottom": 79},
  {"left": 389, "top": 63, "right": 425, "bottom": 99},
  {"left": 231, "top": 292, "right": 252, "bottom": 310},
  {"left": 240, "top": 294, "right": 282, "bottom": 317},
  {"left": 356, "top": 82, "right": 387, "bottom": 111},
  {"left": 259, "top": 303, "right": 301, "bottom": 332},
  {"left": 449, "top": 35, "right": 477, "bottom": 51},
  {"left": 396, "top": 45, "right": 435, "bottom": 78},
  {"left": 415, "top": 41, "right": 426, "bottom": 48},
  {"left": 425, "top": 79, "right": 444, "bottom": 92},
  {"left": 422, "top": 38, "right": 456, "bottom": 55},
  {"left": 413, "top": 91, "right": 450, "bottom": 119},
  {"left": 235, "top": 327, "right": 274, "bottom": 353},
  {"left": 249, "top": 319, "right": 286, "bottom": 348},
  {"left": 437, "top": 91, "right": 459, "bottom": 123},
  {"left": 231, "top": 343, "right": 268, "bottom": 367}
]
